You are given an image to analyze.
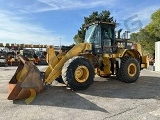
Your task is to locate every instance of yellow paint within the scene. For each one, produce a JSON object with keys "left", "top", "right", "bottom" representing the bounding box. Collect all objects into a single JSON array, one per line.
[
  {"left": 103, "top": 57, "right": 111, "bottom": 74},
  {"left": 25, "top": 89, "right": 36, "bottom": 104},
  {"left": 45, "top": 66, "right": 52, "bottom": 79},
  {"left": 141, "top": 55, "right": 149, "bottom": 68},
  {"left": 45, "top": 46, "right": 59, "bottom": 79},
  {"left": 128, "top": 63, "right": 137, "bottom": 77},
  {"left": 74, "top": 66, "right": 89, "bottom": 83},
  {"left": 131, "top": 43, "right": 142, "bottom": 56},
  {"left": 16, "top": 66, "right": 28, "bottom": 82},
  {"left": 97, "top": 68, "right": 111, "bottom": 76},
  {"left": 46, "top": 46, "right": 59, "bottom": 67}
]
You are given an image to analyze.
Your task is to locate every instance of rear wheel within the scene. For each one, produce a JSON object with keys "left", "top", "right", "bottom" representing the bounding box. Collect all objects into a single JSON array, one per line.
[
  {"left": 117, "top": 56, "right": 140, "bottom": 83},
  {"left": 62, "top": 56, "right": 94, "bottom": 90}
]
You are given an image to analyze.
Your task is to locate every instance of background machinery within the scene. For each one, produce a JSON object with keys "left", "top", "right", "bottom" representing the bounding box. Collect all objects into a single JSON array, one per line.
[
  {"left": 22, "top": 49, "right": 40, "bottom": 65},
  {"left": 8, "top": 21, "right": 149, "bottom": 102}
]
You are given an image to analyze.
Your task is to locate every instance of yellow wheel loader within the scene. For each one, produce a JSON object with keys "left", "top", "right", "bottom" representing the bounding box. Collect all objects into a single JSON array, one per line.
[{"left": 8, "top": 21, "right": 149, "bottom": 103}]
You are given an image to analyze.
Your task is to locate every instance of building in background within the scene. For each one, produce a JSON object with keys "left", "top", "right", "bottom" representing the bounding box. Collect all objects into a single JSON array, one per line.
[{"left": 155, "top": 41, "right": 160, "bottom": 72}]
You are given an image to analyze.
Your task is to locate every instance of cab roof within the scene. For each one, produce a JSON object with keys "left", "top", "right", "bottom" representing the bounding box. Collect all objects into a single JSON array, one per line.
[{"left": 84, "top": 21, "right": 116, "bottom": 28}]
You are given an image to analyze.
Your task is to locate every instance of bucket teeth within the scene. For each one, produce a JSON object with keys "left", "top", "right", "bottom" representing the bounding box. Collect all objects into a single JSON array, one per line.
[{"left": 8, "top": 56, "right": 44, "bottom": 102}]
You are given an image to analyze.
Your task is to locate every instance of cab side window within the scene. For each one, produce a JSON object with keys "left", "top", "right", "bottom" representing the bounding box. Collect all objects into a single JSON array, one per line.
[{"left": 92, "top": 25, "right": 101, "bottom": 47}]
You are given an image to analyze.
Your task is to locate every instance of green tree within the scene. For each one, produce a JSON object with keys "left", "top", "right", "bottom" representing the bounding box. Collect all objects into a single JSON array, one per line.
[
  {"left": 146, "top": 9, "right": 160, "bottom": 39},
  {"left": 130, "top": 33, "right": 139, "bottom": 42},
  {"left": 130, "top": 28, "right": 157, "bottom": 56},
  {"left": 130, "top": 9, "right": 160, "bottom": 57},
  {"left": 138, "top": 29, "right": 156, "bottom": 56},
  {"left": 74, "top": 10, "right": 114, "bottom": 44}
]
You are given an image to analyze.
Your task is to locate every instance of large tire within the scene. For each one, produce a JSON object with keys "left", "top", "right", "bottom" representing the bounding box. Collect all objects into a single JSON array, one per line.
[
  {"left": 117, "top": 56, "right": 140, "bottom": 83},
  {"left": 62, "top": 56, "right": 94, "bottom": 90}
]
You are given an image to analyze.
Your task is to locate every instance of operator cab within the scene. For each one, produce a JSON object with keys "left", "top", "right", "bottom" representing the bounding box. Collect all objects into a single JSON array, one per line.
[{"left": 85, "top": 21, "right": 116, "bottom": 54}]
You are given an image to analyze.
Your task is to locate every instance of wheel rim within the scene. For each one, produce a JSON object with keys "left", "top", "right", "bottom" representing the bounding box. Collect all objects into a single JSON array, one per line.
[
  {"left": 128, "top": 63, "right": 137, "bottom": 77},
  {"left": 74, "top": 66, "right": 89, "bottom": 83}
]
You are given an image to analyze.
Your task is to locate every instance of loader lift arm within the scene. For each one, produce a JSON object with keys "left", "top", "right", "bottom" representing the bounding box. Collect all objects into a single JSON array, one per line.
[{"left": 44, "top": 43, "right": 92, "bottom": 84}]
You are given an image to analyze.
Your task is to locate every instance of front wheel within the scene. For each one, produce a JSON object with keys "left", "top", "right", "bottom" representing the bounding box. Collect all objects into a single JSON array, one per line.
[{"left": 62, "top": 56, "right": 94, "bottom": 90}]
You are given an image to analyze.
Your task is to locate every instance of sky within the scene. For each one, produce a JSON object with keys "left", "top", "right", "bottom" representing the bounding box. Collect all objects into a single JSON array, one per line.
[{"left": 0, "top": 0, "right": 160, "bottom": 46}]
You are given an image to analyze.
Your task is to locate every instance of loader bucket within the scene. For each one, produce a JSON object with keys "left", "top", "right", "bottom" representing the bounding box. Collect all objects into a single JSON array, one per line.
[{"left": 8, "top": 56, "right": 44, "bottom": 102}]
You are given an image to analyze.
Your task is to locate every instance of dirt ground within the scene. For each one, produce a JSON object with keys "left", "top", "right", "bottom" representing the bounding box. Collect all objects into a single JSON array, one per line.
[{"left": 0, "top": 66, "right": 160, "bottom": 120}]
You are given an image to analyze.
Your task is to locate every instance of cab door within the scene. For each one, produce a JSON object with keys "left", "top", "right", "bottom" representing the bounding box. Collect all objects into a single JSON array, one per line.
[
  {"left": 91, "top": 25, "right": 102, "bottom": 54},
  {"left": 101, "top": 24, "right": 115, "bottom": 53}
]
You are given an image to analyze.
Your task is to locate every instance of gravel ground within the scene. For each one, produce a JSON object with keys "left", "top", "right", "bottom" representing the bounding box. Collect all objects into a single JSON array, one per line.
[{"left": 0, "top": 66, "right": 160, "bottom": 120}]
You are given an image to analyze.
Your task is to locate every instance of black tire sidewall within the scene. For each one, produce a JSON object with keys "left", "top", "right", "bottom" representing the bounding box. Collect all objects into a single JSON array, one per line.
[
  {"left": 64, "top": 57, "right": 94, "bottom": 90},
  {"left": 119, "top": 57, "right": 140, "bottom": 83}
]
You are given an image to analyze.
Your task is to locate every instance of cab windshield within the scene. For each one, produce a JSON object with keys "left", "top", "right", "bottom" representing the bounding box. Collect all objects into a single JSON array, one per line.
[{"left": 85, "top": 25, "right": 97, "bottom": 43}]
